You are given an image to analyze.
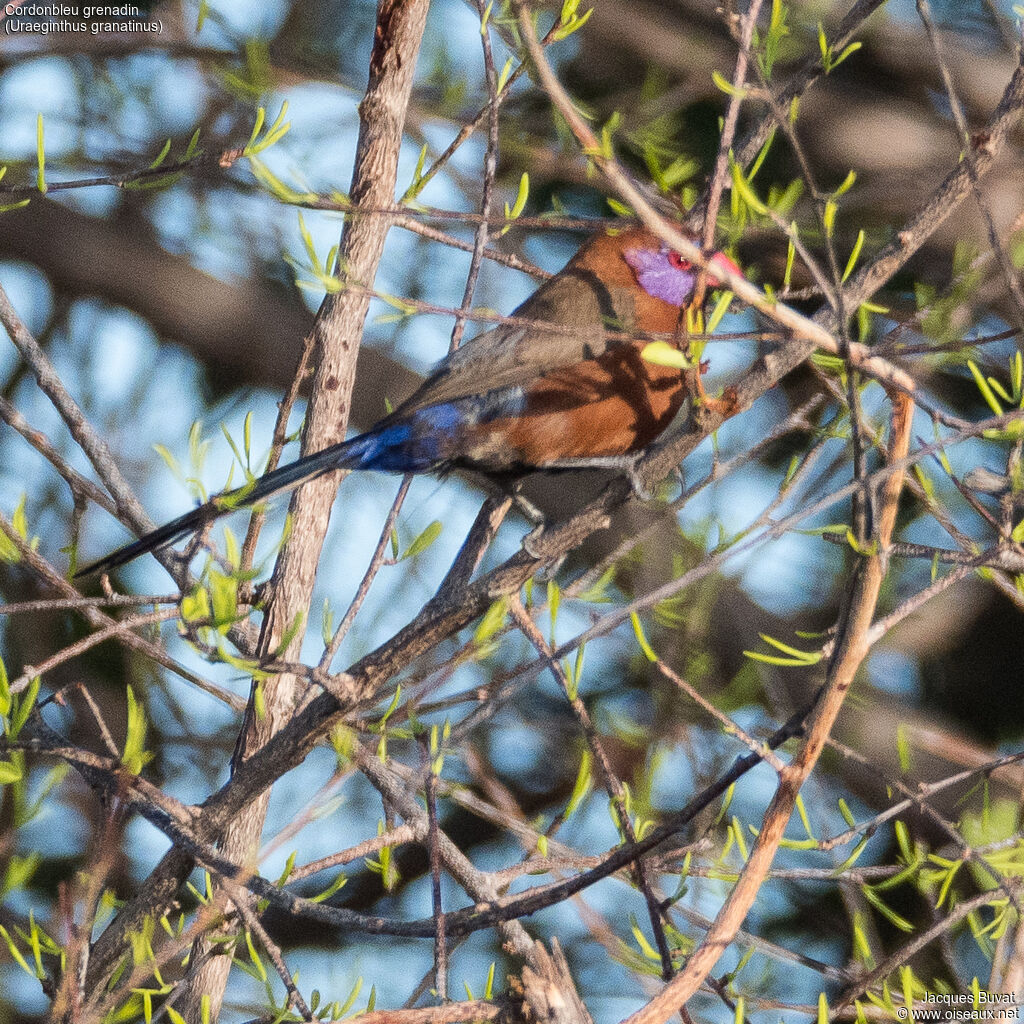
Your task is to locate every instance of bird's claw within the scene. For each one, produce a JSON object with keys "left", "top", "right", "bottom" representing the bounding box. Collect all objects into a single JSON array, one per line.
[
  {"left": 626, "top": 463, "right": 653, "bottom": 501},
  {"left": 523, "top": 522, "right": 566, "bottom": 579},
  {"left": 523, "top": 521, "right": 547, "bottom": 558}
]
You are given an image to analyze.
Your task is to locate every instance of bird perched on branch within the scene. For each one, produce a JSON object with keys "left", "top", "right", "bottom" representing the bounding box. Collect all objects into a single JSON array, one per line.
[{"left": 77, "top": 226, "right": 740, "bottom": 578}]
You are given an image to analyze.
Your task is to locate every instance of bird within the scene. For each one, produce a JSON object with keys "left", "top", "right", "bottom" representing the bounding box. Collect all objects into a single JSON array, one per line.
[{"left": 76, "top": 226, "right": 740, "bottom": 578}]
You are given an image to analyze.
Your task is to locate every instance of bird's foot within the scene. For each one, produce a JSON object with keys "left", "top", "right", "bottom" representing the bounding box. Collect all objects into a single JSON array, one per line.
[
  {"left": 522, "top": 517, "right": 552, "bottom": 559},
  {"left": 512, "top": 489, "right": 545, "bottom": 526},
  {"left": 625, "top": 461, "right": 653, "bottom": 501},
  {"left": 522, "top": 521, "right": 566, "bottom": 579},
  {"left": 523, "top": 519, "right": 548, "bottom": 558},
  {"left": 702, "top": 384, "right": 740, "bottom": 416},
  {"left": 692, "top": 364, "right": 740, "bottom": 417}
]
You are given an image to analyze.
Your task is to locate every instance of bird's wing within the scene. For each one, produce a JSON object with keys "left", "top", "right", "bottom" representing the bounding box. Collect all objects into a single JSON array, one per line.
[{"left": 394, "top": 270, "right": 640, "bottom": 413}]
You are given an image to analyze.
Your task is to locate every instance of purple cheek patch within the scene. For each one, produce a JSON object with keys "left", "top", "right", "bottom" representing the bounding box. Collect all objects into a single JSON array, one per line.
[{"left": 623, "top": 247, "right": 696, "bottom": 308}]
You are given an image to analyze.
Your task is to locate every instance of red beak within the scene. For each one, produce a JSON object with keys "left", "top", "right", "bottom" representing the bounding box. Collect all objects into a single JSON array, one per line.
[{"left": 707, "top": 251, "right": 742, "bottom": 288}]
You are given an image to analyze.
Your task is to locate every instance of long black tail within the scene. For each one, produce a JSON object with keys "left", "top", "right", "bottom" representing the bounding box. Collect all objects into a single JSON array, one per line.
[{"left": 75, "top": 431, "right": 387, "bottom": 578}]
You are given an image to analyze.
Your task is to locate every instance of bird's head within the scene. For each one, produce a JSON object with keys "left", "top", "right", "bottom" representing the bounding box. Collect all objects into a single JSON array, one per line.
[{"left": 623, "top": 240, "right": 740, "bottom": 308}]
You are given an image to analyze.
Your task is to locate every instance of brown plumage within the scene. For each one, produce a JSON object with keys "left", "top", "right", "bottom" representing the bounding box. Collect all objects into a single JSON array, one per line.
[{"left": 78, "top": 226, "right": 739, "bottom": 576}]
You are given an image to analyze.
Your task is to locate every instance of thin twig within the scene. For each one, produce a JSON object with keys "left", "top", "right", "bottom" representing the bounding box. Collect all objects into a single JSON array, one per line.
[
  {"left": 917, "top": 0, "right": 1024, "bottom": 322},
  {"left": 11, "top": 606, "right": 177, "bottom": 692},
  {"left": 448, "top": 0, "right": 501, "bottom": 353},
  {"left": 617, "top": 388, "right": 913, "bottom": 1018},
  {"left": 0, "top": 513, "right": 245, "bottom": 709},
  {"left": 319, "top": 475, "right": 413, "bottom": 671},
  {"left": 424, "top": 743, "right": 448, "bottom": 1001},
  {"left": 696, "top": 0, "right": 764, "bottom": 307},
  {"left": 510, "top": 594, "right": 678, "bottom": 979},
  {"left": 224, "top": 879, "right": 314, "bottom": 1022}
]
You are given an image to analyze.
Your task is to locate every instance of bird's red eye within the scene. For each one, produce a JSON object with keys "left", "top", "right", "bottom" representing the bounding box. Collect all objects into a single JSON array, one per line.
[{"left": 667, "top": 250, "right": 690, "bottom": 271}]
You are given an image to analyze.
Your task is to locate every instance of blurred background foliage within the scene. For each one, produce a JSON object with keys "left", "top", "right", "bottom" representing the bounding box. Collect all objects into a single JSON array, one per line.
[{"left": 1, "top": 0, "right": 1023, "bottom": 1019}]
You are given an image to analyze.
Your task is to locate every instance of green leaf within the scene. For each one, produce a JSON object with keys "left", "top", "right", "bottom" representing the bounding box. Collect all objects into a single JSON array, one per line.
[
  {"left": 149, "top": 139, "right": 172, "bottom": 170},
  {"left": 321, "top": 599, "right": 335, "bottom": 646},
  {"left": 184, "top": 127, "right": 201, "bottom": 160},
  {"left": 768, "top": 178, "right": 804, "bottom": 215},
  {"left": 36, "top": 114, "right": 46, "bottom": 194},
  {"left": 552, "top": 2, "right": 592, "bottom": 40},
  {"left": 11, "top": 495, "right": 31, "bottom": 548},
  {"left": 862, "top": 884, "right": 914, "bottom": 932},
  {"left": 744, "top": 633, "right": 822, "bottom": 667},
  {"left": 0, "top": 525, "right": 20, "bottom": 564},
  {"left": 731, "top": 815, "right": 749, "bottom": 860},
  {"left": 838, "top": 798, "right": 856, "bottom": 827},
  {"left": 833, "top": 169, "right": 857, "bottom": 197},
  {"left": 757, "top": 0, "right": 790, "bottom": 78},
  {"left": 0, "top": 654, "right": 10, "bottom": 716},
  {"left": 208, "top": 569, "right": 239, "bottom": 633},
  {"left": 272, "top": 610, "right": 305, "bottom": 659},
  {"left": 967, "top": 360, "right": 1004, "bottom": 415},
  {"left": 630, "top": 612, "right": 657, "bottom": 662},
  {"left": 506, "top": 172, "right": 529, "bottom": 220},
  {"left": 399, "top": 520, "right": 442, "bottom": 561},
  {"left": 641, "top": 341, "right": 690, "bottom": 369},
  {"left": 831, "top": 40, "right": 862, "bottom": 70},
  {"left": 629, "top": 914, "right": 659, "bottom": 960},
  {"left": 842, "top": 228, "right": 865, "bottom": 282},
  {"left": 711, "top": 70, "right": 749, "bottom": 99},
  {"left": 152, "top": 443, "right": 183, "bottom": 482},
  {"left": 935, "top": 858, "right": 961, "bottom": 908},
  {"left": 705, "top": 290, "right": 734, "bottom": 334},
  {"left": 817, "top": 22, "right": 830, "bottom": 65},
  {"left": 0, "top": 924, "right": 37, "bottom": 978},
  {"left": 547, "top": 579, "right": 561, "bottom": 640},
  {"left": 336, "top": 977, "right": 364, "bottom": 1017},
  {"left": 402, "top": 145, "right": 432, "bottom": 202},
  {"left": 243, "top": 101, "right": 291, "bottom": 156},
  {"left": 180, "top": 584, "right": 211, "bottom": 624},
  {"left": 309, "top": 871, "right": 347, "bottom": 903},
  {"left": 747, "top": 128, "right": 775, "bottom": 180},
  {"left": 223, "top": 527, "right": 240, "bottom": 570},
  {"left": 836, "top": 835, "right": 870, "bottom": 872},
  {"left": 795, "top": 793, "right": 815, "bottom": 839},
  {"left": 895, "top": 722, "right": 914, "bottom": 774},
  {"left": 10, "top": 676, "right": 40, "bottom": 739},
  {"left": 374, "top": 686, "right": 402, "bottom": 732},
  {"left": 565, "top": 751, "right": 593, "bottom": 819},
  {"left": 122, "top": 686, "right": 153, "bottom": 775},
  {"left": 248, "top": 154, "right": 317, "bottom": 206},
  {"left": 577, "top": 565, "right": 615, "bottom": 603},
  {"left": 275, "top": 851, "right": 297, "bottom": 887},
  {"left": 823, "top": 200, "right": 837, "bottom": 238},
  {"left": 243, "top": 929, "right": 267, "bottom": 983},
  {"left": 730, "top": 159, "right": 769, "bottom": 215},
  {"left": 473, "top": 597, "right": 507, "bottom": 649},
  {"left": 572, "top": 643, "right": 586, "bottom": 694},
  {"left": 497, "top": 58, "right": 514, "bottom": 93},
  {"left": 818, "top": 992, "right": 829, "bottom": 1024}
]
